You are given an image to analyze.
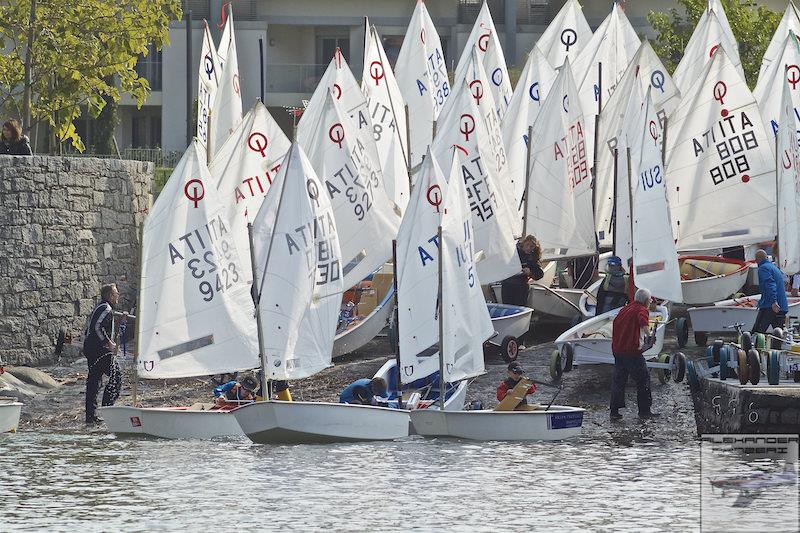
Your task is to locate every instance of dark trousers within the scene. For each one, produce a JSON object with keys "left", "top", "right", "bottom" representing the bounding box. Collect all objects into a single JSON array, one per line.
[
  {"left": 610, "top": 354, "right": 652, "bottom": 414},
  {"left": 752, "top": 308, "right": 786, "bottom": 334},
  {"left": 501, "top": 276, "right": 529, "bottom": 306},
  {"left": 86, "top": 351, "right": 121, "bottom": 420}
]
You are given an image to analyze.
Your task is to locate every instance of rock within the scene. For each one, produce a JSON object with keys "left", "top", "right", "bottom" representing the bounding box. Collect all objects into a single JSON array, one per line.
[{"left": 5, "top": 366, "right": 61, "bottom": 389}]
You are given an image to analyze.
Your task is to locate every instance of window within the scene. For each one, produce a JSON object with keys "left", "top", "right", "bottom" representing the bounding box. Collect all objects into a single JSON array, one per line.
[
  {"left": 320, "top": 37, "right": 350, "bottom": 64},
  {"left": 135, "top": 44, "right": 163, "bottom": 91}
]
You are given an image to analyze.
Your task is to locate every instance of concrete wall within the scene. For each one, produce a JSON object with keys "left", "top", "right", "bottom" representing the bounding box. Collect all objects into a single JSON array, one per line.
[{"left": 0, "top": 155, "right": 152, "bottom": 366}]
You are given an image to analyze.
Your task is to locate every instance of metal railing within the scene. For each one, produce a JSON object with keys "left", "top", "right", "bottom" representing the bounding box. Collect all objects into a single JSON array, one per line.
[
  {"left": 265, "top": 63, "right": 327, "bottom": 94},
  {"left": 457, "top": 0, "right": 554, "bottom": 25},
  {"left": 64, "top": 147, "right": 182, "bottom": 168}
]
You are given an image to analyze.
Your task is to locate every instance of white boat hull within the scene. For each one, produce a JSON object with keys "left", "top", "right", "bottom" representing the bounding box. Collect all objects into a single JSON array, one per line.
[
  {"left": 554, "top": 305, "right": 669, "bottom": 366},
  {"left": 373, "top": 359, "right": 468, "bottom": 411},
  {"left": 487, "top": 304, "right": 533, "bottom": 344},
  {"left": 679, "top": 256, "right": 749, "bottom": 305},
  {"left": 332, "top": 285, "right": 394, "bottom": 358},
  {"left": 0, "top": 400, "right": 22, "bottom": 433},
  {"left": 688, "top": 296, "right": 800, "bottom": 333},
  {"left": 234, "top": 400, "right": 410, "bottom": 444},
  {"left": 527, "top": 285, "right": 584, "bottom": 319},
  {"left": 409, "top": 406, "right": 585, "bottom": 441},
  {"left": 98, "top": 405, "right": 244, "bottom": 439}
]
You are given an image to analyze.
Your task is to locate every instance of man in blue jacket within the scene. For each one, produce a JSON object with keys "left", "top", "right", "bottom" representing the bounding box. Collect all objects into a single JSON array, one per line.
[
  {"left": 753, "top": 249, "right": 789, "bottom": 333},
  {"left": 339, "top": 377, "right": 387, "bottom": 405}
]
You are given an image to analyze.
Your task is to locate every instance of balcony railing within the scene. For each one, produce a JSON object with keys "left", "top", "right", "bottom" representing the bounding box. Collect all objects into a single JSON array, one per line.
[
  {"left": 266, "top": 64, "right": 328, "bottom": 94},
  {"left": 457, "top": 0, "right": 553, "bottom": 25}
]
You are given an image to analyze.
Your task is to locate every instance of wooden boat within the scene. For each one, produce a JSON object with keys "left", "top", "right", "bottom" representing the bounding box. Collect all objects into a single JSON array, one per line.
[
  {"left": 410, "top": 406, "right": 585, "bottom": 441},
  {"left": 0, "top": 397, "right": 22, "bottom": 433},
  {"left": 678, "top": 256, "right": 750, "bottom": 305}
]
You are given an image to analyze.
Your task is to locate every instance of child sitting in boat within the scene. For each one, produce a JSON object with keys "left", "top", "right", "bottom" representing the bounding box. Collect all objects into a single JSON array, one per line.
[
  {"left": 339, "top": 377, "right": 387, "bottom": 405},
  {"left": 213, "top": 375, "right": 259, "bottom": 405},
  {"left": 496, "top": 363, "right": 537, "bottom": 406}
]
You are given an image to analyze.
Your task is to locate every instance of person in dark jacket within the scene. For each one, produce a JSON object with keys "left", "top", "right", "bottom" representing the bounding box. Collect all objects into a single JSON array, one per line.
[
  {"left": 610, "top": 288, "right": 657, "bottom": 420},
  {"left": 0, "top": 119, "right": 33, "bottom": 156},
  {"left": 501, "top": 235, "right": 544, "bottom": 306},
  {"left": 339, "top": 377, "right": 387, "bottom": 405},
  {"left": 753, "top": 249, "right": 789, "bottom": 333},
  {"left": 595, "top": 256, "right": 629, "bottom": 315},
  {"left": 83, "top": 283, "right": 122, "bottom": 424},
  {"left": 496, "top": 362, "right": 536, "bottom": 406}
]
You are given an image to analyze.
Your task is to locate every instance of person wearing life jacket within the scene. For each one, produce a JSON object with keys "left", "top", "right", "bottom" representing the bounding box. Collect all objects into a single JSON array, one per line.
[
  {"left": 83, "top": 283, "right": 122, "bottom": 424},
  {"left": 339, "top": 377, "right": 387, "bottom": 405},
  {"left": 595, "top": 256, "right": 629, "bottom": 315},
  {"left": 610, "top": 288, "right": 657, "bottom": 420},
  {"left": 753, "top": 249, "right": 789, "bottom": 334},
  {"left": 501, "top": 235, "right": 544, "bottom": 306},
  {"left": 213, "top": 374, "right": 259, "bottom": 405},
  {"left": 496, "top": 363, "right": 536, "bottom": 406}
]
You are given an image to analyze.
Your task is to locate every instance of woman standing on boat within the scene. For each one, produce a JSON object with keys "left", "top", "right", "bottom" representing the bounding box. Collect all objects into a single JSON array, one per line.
[{"left": 501, "top": 235, "right": 544, "bottom": 306}]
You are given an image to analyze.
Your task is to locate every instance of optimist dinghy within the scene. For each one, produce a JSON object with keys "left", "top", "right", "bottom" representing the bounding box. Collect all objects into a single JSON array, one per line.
[
  {"left": 678, "top": 256, "right": 749, "bottom": 305},
  {"left": 100, "top": 141, "right": 263, "bottom": 439},
  {"left": 0, "top": 397, "right": 22, "bottom": 433},
  {"left": 688, "top": 296, "right": 800, "bottom": 336},
  {"left": 234, "top": 136, "right": 410, "bottom": 444}
]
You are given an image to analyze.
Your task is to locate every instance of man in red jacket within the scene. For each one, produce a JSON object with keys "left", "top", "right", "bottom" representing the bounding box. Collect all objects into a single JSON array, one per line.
[{"left": 610, "top": 288, "right": 658, "bottom": 420}]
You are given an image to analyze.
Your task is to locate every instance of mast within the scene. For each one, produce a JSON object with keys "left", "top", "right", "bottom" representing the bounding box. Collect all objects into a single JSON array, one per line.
[
  {"left": 661, "top": 116, "right": 668, "bottom": 169},
  {"left": 611, "top": 147, "right": 618, "bottom": 257},
  {"left": 132, "top": 223, "right": 145, "bottom": 406},
  {"left": 437, "top": 224, "right": 445, "bottom": 411},
  {"left": 626, "top": 146, "right": 635, "bottom": 294},
  {"left": 250, "top": 144, "right": 296, "bottom": 399},
  {"left": 521, "top": 124, "right": 534, "bottom": 236},
  {"left": 391, "top": 240, "right": 403, "bottom": 408},
  {"left": 592, "top": 61, "right": 602, "bottom": 252}
]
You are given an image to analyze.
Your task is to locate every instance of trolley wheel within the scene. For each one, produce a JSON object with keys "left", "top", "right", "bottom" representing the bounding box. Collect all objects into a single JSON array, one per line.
[
  {"left": 739, "top": 331, "right": 753, "bottom": 352},
  {"left": 712, "top": 340, "right": 724, "bottom": 364},
  {"left": 754, "top": 333, "right": 767, "bottom": 350},
  {"left": 687, "top": 359, "right": 701, "bottom": 390},
  {"left": 771, "top": 328, "right": 784, "bottom": 350},
  {"left": 676, "top": 318, "right": 689, "bottom": 348},
  {"left": 673, "top": 352, "right": 687, "bottom": 383},
  {"left": 747, "top": 349, "right": 761, "bottom": 385},
  {"left": 737, "top": 349, "right": 749, "bottom": 385},
  {"left": 549, "top": 349, "right": 563, "bottom": 381},
  {"left": 657, "top": 353, "right": 671, "bottom": 384},
  {"left": 561, "top": 343, "right": 574, "bottom": 373},
  {"left": 768, "top": 350, "right": 781, "bottom": 385},
  {"left": 694, "top": 331, "right": 709, "bottom": 347},
  {"left": 500, "top": 336, "right": 519, "bottom": 363},
  {"left": 719, "top": 346, "right": 730, "bottom": 380},
  {"left": 54, "top": 328, "right": 66, "bottom": 357}
]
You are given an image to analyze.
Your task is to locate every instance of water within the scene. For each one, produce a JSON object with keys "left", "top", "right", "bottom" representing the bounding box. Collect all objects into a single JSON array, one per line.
[{"left": 1, "top": 430, "right": 704, "bottom": 532}]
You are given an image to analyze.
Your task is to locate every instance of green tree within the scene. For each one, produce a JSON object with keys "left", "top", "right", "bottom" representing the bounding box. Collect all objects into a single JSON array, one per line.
[
  {"left": 0, "top": 0, "right": 181, "bottom": 152},
  {"left": 648, "top": 0, "right": 781, "bottom": 89}
]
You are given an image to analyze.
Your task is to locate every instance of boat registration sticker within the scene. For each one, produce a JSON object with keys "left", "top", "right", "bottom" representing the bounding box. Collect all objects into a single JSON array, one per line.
[
  {"left": 547, "top": 411, "right": 583, "bottom": 430},
  {"left": 130, "top": 416, "right": 142, "bottom": 428}
]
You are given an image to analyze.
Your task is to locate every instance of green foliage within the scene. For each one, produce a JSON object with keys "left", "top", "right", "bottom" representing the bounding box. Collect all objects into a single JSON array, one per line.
[
  {"left": 648, "top": 0, "right": 781, "bottom": 89},
  {"left": 154, "top": 167, "right": 172, "bottom": 194},
  {"left": 0, "top": 0, "right": 181, "bottom": 151}
]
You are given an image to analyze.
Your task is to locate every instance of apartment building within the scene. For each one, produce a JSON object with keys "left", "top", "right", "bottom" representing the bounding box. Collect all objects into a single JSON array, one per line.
[{"left": 113, "top": 0, "right": 786, "bottom": 153}]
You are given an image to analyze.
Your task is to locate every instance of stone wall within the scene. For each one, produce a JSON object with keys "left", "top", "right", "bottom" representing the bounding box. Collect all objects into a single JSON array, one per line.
[{"left": 0, "top": 155, "right": 152, "bottom": 365}]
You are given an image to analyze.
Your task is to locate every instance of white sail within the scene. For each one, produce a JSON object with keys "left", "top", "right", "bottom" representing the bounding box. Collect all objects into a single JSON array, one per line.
[
  {"left": 754, "top": 31, "right": 800, "bottom": 142},
  {"left": 571, "top": 4, "right": 640, "bottom": 164},
  {"left": 777, "top": 78, "right": 800, "bottom": 274},
  {"left": 524, "top": 59, "right": 595, "bottom": 260},
  {"left": 362, "top": 22, "right": 411, "bottom": 212},
  {"left": 453, "top": 2, "right": 513, "bottom": 118},
  {"left": 758, "top": 1, "right": 800, "bottom": 84},
  {"left": 628, "top": 89, "right": 683, "bottom": 303},
  {"left": 138, "top": 141, "right": 258, "bottom": 379},
  {"left": 502, "top": 46, "right": 557, "bottom": 209},
  {"left": 665, "top": 47, "right": 776, "bottom": 251},
  {"left": 209, "top": 102, "right": 291, "bottom": 282},
  {"left": 208, "top": 6, "right": 243, "bottom": 160},
  {"left": 595, "top": 40, "right": 680, "bottom": 246},
  {"left": 217, "top": 9, "right": 232, "bottom": 68},
  {"left": 672, "top": 8, "right": 742, "bottom": 94},
  {"left": 394, "top": 0, "right": 450, "bottom": 169},
  {"left": 197, "top": 21, "right": 220, "bottom": 152},
  {"left": 252, "top": 143, "right": 343, "bottom": 381},
  {"left": 534, "top": 0, "right": 593, "bottom": 68},
  {"left": 300, "top": 90, "right": 401, "bottom": 289},
  {"left": 430, "top": 52, "right": 520, "bottom": 283},
  {"left": 440, "top": 154, "right": 493, "bottom": 383},
  {"left": 396, "top": 148, "right": 447, "bottom": 382}
]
